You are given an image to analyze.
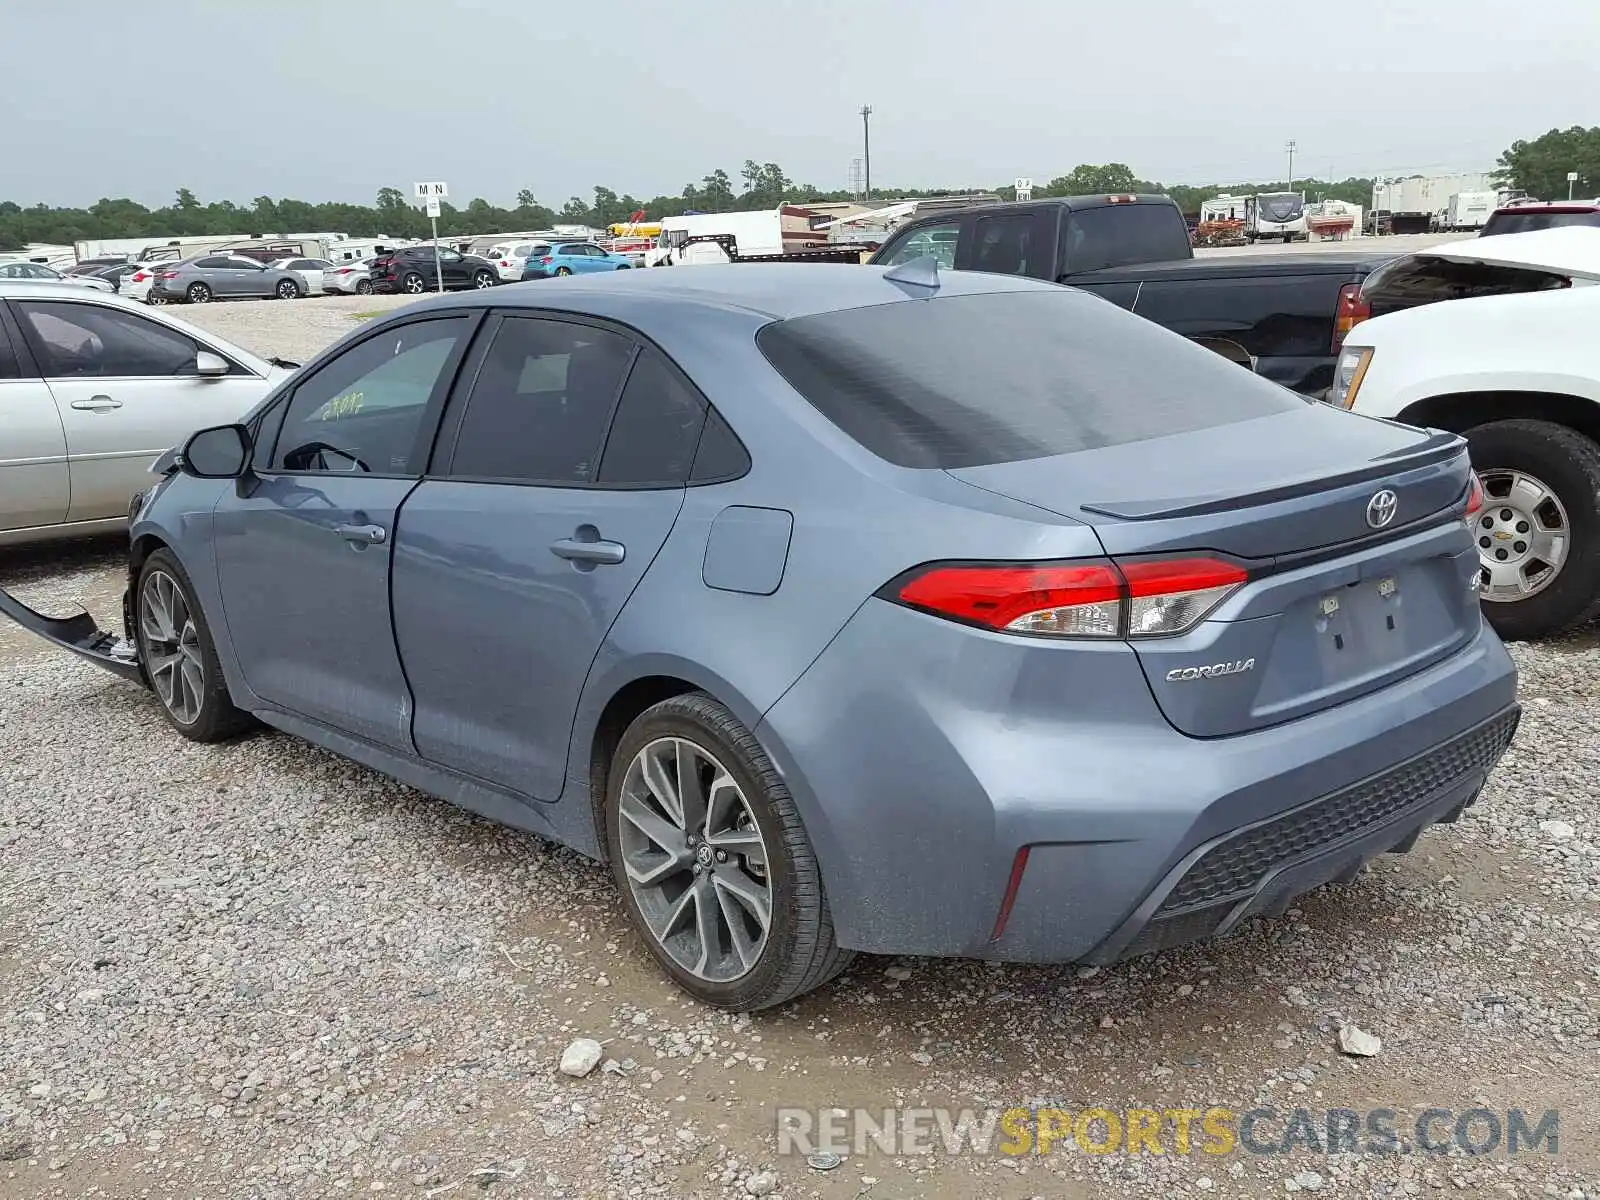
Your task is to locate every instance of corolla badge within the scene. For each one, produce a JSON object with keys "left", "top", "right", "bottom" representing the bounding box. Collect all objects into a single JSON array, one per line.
[
  {"left": 1366, "top": 488, "right": 1398, "bottom": 529},
  {"left": 1166, "top": 658, "right": 1255, "bottom": 682}
]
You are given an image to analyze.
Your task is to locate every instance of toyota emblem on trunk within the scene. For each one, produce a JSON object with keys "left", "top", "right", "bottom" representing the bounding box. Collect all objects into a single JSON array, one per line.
[{"left": 1366, "top": 489, "right": 1398, "bottom": 529}]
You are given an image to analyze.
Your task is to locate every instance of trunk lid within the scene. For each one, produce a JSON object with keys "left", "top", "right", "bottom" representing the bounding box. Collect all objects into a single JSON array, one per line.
[{"left": 948, "top": 404, "right": 1482, "bottom": 738}]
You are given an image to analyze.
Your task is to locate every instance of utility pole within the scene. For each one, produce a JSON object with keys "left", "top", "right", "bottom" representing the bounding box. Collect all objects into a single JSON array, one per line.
[
  {"left": 860, "top": 105, "right": 872, "bottom": 201},
  {"left": 1285, "top": 139, "right": 1297, "bottom": 193}
]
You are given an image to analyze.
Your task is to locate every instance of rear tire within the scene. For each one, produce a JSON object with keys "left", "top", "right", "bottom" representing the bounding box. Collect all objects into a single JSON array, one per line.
[
  {"left": 402, "top": 272, "right": 425, "bottom": 294},
  {"left": 472, "top": 269, "right": 495, "bottom": 289},
  {"left": 555, "top": 266, "right": 572, "bottom": 277},
  {"left": 186, "top": 282, "right": 211, "bottom": 304},
  {"left": 1465, "top": 418, "right": 1600, "bottom": 641},
  {"left": 134, "top": 549, "right": 256, "bottom": 742},
  {"left": 605, "top": 693, "right": 853, "bottom": 1010},
  {"left": 276, "top": 279, "right": 300, "bottom": 300}
]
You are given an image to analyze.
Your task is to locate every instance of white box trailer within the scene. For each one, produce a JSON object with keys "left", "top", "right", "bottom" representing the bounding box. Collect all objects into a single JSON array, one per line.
[
  {"left": 647, "top": 205, "right": 827, "bottom": 266},
  {"left": 1444, "top": 191, "right": 1497, "bottom": 231}
]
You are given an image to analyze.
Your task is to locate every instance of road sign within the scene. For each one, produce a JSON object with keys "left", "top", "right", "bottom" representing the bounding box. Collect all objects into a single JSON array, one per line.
[
  {"left": 413, "top": 183, "right": 449, "bottom": 293},
  {"left": 424, "top": 194, "right": 441, "bottom": 220},
  {"left": 414, "top": 181, "right": 448, "bottom": 200},
  {"left": 1568, "top": 172, "right": 1581, "bottom": 182},
  {"left": 1015, "top": 176, "right": 1033, "bottom": 202}
]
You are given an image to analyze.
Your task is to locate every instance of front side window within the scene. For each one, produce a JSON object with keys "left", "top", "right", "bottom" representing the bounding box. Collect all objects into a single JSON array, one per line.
[
  {"left": 16, "top": 300, "right": 204, "bottom": 378},
  {"left": 877, "top": 222, "right": 960, "bottom": 268},
  {"left": 272, "top": 317, "right": 470, "bottom": 475},
  {"left": 449, "top": 317, "right": 634, "bottom": 484}
]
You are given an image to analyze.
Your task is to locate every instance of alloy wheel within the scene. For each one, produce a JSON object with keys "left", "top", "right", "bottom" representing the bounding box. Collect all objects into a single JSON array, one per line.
[
  {"left": 1474, "top": 469, "right": 1571, "bottom": 602},
  {"left": 617, "top": 737, "right": 772, "bottom": 983},
  {"left": 187, "top": 283, "right": 210, "bottom": 303},
  {"left": 277, "top": 280, "right": 297, "bottom": 299},
  {"left": 140, "top": 570, "right": 205, "bottom": 726},
  {"left": 403, "top": 273, "right": 425, "bottom": 294},
  {"left": 474, "top": 271, "right": 494, "bottom": 288}
]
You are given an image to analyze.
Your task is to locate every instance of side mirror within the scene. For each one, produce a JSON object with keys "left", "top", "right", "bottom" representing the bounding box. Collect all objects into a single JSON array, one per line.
[
  {"left": 180, "top": 423, "right": 252, "bottom": 479},
  {"left": 195, "top": 350, "right": 230, "bottom": 377}
]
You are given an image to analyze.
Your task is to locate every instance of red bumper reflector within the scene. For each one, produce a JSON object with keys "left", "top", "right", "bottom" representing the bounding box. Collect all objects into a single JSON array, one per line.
[{"left": 989, "top": 847, "right": 1031, "bottom": 941}]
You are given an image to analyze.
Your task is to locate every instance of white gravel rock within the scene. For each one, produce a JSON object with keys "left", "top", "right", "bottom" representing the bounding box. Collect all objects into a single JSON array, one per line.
[
  {"left": 560, "top": 1038, "right": 604, "bottom": 1078},
  {"left": 1336, "top": 1023, "right": 1382, "bottom": 1056}
]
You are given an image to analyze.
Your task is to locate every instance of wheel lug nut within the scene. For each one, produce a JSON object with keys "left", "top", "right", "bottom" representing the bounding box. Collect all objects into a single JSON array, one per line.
[{"left": 715, "top": 849, "right": 728, "bottom": 863}]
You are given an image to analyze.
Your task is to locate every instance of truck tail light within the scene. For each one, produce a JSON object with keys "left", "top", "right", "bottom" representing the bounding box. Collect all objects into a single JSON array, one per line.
[
  {"left": 883, "top": 556, "right": 1247, "bottom": 639},
  {"left": 1464, "top": 474, "right": 1485, "bottom": 528},
  {"left": 1333, "top": 283, "right": 1371, "bottom": 352}
]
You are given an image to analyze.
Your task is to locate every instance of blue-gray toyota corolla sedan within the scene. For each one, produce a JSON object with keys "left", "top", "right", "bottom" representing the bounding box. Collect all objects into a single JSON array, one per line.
[{"left": 0, "top": 262, "right": 1519, "bottom": 1010}]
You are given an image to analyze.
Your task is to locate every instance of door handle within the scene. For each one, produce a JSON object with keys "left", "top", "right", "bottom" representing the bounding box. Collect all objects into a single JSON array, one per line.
[
  {"left": 551, "top": 536, "right": 625, "bottom": 565},
  {"left": 71, "top": 395, "right": 122, "bottom": 411},
  {"left": 334, "top": 523, "right": 386, "bottom": 545}
]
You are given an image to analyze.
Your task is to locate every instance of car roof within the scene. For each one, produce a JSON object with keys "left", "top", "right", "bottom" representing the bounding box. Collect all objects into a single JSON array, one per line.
[
  {"left": 390, "top": 261, "right": 1065, "bottom": 324},
  {"left": 1410, "top": 226, "right": 1600, "bottom": 280},
  {"left": 1492, "top": 201, "right": 1600, "bottom": 213},
  {"left": 892, "top": 193, "right": 1178, "bottom": 231}
]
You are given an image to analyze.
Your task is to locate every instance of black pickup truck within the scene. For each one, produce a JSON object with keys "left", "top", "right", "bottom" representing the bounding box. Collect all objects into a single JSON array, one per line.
[{"left": 866, "top": 195, "right": 1396, "bottom": 398}]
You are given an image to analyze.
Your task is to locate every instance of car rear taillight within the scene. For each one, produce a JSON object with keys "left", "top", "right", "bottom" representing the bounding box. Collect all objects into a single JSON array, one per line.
[
  {"left": 500, "top": 260, "right": 511, "bottom": 267},
  {"left": 1464, "top": 474, "right": 1485, "bottom": 528},
  {"left": 541, "top": 255, "right": 553, "bottom": 264},
  {"left": 132, "top": 271, "right": 148, "bottom": 282},
  {"left": 886, "top": 555, "right": 1248, "bottom": 639},
  {"left": 161, "top": 272, "right": 178, "bottom": 279},
  {"left": 336, "top": 267, "right": 352, "bottom": 275},
  {"left": 1333, "top": 283, "right": 1371, "bottom": 352}
]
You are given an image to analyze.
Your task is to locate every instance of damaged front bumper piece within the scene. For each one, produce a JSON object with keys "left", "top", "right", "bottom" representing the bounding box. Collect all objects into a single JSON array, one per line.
[{"left": 0, "top": 586, "right": 145, "bottom": 685}]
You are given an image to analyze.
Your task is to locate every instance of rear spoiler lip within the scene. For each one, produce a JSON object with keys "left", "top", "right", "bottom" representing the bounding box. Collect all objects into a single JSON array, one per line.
[
  {"left": 1080, "top": 428, "right": 1467, "bottom": 522},
  {"left": 0, "top": 587, "right": 145, "bottom": 684}
]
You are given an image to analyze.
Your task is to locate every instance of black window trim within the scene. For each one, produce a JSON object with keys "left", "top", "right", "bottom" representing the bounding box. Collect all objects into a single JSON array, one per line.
[
  {"left": 8, "top": 294, "right": 260, "bottom": 381},
  {"left": 427, "top": 306, "right": 751, "bottom": 491},
  {"left": 260, "top": 310, "right": 485, "bottom": 481},
  {"left": 0, "top": 300, "right": 40, "bottom": 379}
]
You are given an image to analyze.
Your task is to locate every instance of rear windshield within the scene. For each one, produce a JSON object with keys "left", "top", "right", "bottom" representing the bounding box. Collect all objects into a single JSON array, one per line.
[
  {"left": 1481, "top": 210, "right": 1600, "bottom": 237},
  {"left": 1062, "top": 203, "right": 1191, "bottom": 274},
  {"left": 756, "top": 289, "right": 1303, "bottom": 469}
]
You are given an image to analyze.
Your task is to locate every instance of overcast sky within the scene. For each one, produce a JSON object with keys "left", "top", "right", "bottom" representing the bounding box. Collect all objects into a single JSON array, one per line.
[{"left": 6, "top": 0, "right": 1592, "bottom": 209}]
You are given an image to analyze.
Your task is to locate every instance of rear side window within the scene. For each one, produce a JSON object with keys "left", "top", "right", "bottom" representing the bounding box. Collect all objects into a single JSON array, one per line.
[
  {"left": 597, "top": 350, "right": 707, "bottom": 486},
  {"left": 1061, "top": 204, "right": 1192, "bottom": 275},
  {"left": 449, "top": 316, "right": 634, "bottom": 484},
  {"left": 970, "top": 213, "right": 1042, "bottom": 276},
  {"left": 756, "top": 290, "right": 1303, "bottom": 469},
  {"left": 196, "top": 257, "right": 232, "bottom": 268}
]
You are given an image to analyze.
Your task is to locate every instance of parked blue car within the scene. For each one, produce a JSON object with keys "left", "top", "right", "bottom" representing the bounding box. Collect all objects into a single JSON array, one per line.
[
  {"left": 520, "top": 241, "right": 633, "bottom": 279},
  {"left": 0, "top": 263, "right": 1519, "bottom": 1012}
]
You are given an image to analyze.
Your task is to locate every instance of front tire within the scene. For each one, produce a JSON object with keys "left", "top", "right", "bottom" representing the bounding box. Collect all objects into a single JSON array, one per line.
[
  {"left": 402, "top": 272, "right": 425, "bottom": 294},
  {"left": 134, "top": 550, "right": 255, "bottom": 742},
  {"left": 355, "top": 279, "right": 373, "bottom": 295},
  {"left": 186, "top": 282, "right": 211, "bottom": 304},
  {"left": 276, "top": 279, "right": 300, "bottom": 300},
  {"left": 605, "top": 693, "right": 852, "bottom": 1010},
  {"left": 1465, "top": 418, "right": 1600, "bottom": 640}
]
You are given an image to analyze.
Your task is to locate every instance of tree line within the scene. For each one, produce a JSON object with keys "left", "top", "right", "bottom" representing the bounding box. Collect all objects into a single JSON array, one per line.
[{"left": 3, "top": 127, "right": 1592, "bottom": 252}]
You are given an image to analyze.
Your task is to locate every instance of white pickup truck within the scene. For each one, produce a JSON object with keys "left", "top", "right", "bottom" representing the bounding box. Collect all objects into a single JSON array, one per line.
[{"left": 1329, "top": 227, "right": 1600, "bottom": 640}]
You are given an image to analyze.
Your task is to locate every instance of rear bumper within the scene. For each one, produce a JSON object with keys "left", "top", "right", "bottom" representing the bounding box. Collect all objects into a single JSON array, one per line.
[
  {"left": 755, "top": 599, "right": 1520, "bottom": 962},
  {"left": 520, "top": 268, "right": 551, "bottom": 280}
]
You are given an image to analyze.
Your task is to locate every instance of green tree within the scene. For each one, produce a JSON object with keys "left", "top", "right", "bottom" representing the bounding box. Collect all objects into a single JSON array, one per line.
[{"left": 1495, "top": 126, "right": 1600, "bottom": 200}]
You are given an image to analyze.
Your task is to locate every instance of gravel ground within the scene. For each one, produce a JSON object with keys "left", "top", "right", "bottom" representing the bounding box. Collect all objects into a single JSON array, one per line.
[{"left": 1, "top": 286, "right": 1597, "bottom": 1200}]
